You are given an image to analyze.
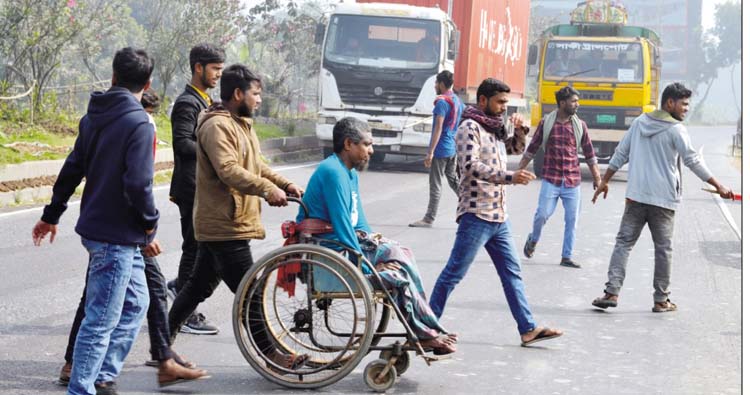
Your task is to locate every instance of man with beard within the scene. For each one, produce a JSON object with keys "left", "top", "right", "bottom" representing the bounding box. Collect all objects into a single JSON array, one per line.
[
  {"left": 429, "top": 78, "right": 564, "bottom": 347},
  {"left": 409, "top": 70, "right": 465, "bottom": 228},
  {"left": 168, "top": 44, "right": 225, "bottom": 335},
  {"left": 517, "top": 86, "right": 600, "bottom": 269},
  {"left": 590, "top": 83, "right": 734, "bottom": 312},
  {"left": 298, "top": 117, "right": 457, "bottom": 354},
  {"left": 168, "top": 64, "right": 303, "bottom": 349}
]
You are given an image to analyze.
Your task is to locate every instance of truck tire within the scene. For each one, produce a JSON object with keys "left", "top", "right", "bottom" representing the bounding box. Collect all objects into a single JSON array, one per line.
[
  {"left": 532, "top": 150, "right": 544, "bottom": 178},
  {"left": 370, "top": 151, "right": 386, "bottom": 164}
]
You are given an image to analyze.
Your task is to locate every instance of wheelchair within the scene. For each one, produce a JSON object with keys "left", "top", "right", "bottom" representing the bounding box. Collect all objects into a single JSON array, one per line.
[{"left": 232, "top": 197, "right": 442, "bottom": 391}]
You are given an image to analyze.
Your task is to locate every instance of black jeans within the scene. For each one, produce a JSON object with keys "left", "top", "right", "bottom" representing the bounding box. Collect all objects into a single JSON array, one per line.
[
  {"left": 64, "top": 256, "right": 172, "bottom": 363},
  {"left": 168, "top": 240, "right": 254, "bottom": 340},
  {"left": 175, "top": 199, "right": 197, "bottom": 292}
]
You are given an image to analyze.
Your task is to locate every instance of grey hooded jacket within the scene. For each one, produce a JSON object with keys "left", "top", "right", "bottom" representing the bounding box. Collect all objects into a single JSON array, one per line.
[{"left": 608, "top": 110, "right": 712, "bottom": 210}]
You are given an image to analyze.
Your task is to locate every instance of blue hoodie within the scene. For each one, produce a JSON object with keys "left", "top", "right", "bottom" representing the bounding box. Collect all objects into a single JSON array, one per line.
[
  {"left": 42, "top": 87, "right": 159, "bottom": 245},
  {"left": 608, "top": 110, "right": 713, "bottom": 211}
]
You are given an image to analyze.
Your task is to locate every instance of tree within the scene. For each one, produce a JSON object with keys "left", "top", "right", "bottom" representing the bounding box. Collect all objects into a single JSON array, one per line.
[
  {"left": 687, "top": 1, "right": 740, "bottom": 120},
  {"left": 131, "top": 0, "right": 246, "bottom": 99},
  {"left": 0, "top": 0, "right": 130, "bottom": 114}
]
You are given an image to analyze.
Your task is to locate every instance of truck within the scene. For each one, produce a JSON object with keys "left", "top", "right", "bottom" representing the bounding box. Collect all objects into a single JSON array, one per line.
[
  {"left": 314, "top": 0, "right": 531, "bottom": 162},
  {"left": 527, "top": 0, "right": 661, "bottom": 173}
]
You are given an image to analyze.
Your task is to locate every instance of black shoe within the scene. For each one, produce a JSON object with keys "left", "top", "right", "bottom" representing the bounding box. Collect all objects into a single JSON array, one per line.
[
  {"left": 166, "top": 279, "right": 178, "bottom": 301},
  {"left": 179, "top": 312, "right": 219, "bottom": 335},
  {"left": 523, "top": 234, "right": 536, "bottom": 258},
  {"left": 95, "top": 381, "right": 117, "bottom": 395},
  {"left": 560, "top": 258, "right": 581, "bottom": 268}
]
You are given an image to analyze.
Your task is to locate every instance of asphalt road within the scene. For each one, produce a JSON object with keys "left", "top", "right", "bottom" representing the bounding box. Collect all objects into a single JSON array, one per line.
[{"left": 0, "top": 125, "right": 741, "bottom": 395}]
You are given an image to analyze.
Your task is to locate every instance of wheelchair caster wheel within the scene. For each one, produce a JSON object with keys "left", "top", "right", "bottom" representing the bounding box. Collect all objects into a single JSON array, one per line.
[
  {"left": 363, "top": 359, "right": 397, "bottom": 392},
  {"left": 378, "top": 350, "right": 410, "bottom": 376}
]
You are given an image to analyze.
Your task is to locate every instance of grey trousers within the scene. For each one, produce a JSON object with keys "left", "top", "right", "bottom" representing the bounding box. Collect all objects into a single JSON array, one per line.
[
  {"left": 604, "top": 200, "right": 675, "bottom": 302},
  {"left": 423, "top": 155, "right": 459, "bottom": 222}
]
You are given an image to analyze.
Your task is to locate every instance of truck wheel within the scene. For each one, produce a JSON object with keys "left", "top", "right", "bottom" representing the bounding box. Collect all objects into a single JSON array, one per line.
[
  {"left": 323, "top": 147, "right": 333, "bottom": 159},
  {"left": 532, "top": 151, "right": 544, "bottom": 178},
  {"left": 370, "top": 151, "right": 386, "bottom": 164}
]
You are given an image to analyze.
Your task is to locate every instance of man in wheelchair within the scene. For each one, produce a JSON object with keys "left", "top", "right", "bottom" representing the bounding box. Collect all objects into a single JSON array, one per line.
[{"left": 297, "top": 117, "right": 457, "bottom": 355}]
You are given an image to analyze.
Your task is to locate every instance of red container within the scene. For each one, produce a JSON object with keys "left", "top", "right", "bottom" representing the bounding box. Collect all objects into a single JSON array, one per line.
[{"left": 356, "top": 0, "right": 531, "bottom": 102}]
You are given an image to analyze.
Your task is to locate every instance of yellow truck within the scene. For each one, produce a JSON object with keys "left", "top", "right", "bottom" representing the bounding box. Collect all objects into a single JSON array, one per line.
[{"left": 527, "top": 1, "right": 661, "bottom": 172}]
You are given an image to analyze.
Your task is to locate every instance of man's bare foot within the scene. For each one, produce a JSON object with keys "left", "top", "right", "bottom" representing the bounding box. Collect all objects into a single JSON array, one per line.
[{"left": 520, "top": 327, "right": 563, "bottom": 347}]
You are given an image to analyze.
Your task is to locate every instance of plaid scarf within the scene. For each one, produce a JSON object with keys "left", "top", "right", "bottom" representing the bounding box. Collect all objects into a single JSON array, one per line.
[{"left": 461, "top": 105, "right": 506, "bottom": 139}]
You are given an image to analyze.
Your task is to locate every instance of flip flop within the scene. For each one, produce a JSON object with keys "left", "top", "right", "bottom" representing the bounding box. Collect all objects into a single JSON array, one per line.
[{"left": 521, "top": 327, "right": 563, "bottom": 347}]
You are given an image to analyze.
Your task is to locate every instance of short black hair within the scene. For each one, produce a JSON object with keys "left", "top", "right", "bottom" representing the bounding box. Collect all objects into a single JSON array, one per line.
[
  {"left": 660, "top": 82, "right": 692, "bottom": 108},
  {"left": 436, "top": 70, "right": 454, "bottom": 88},
  {"left": 189, "top": 43, "right": 226, "bottom": 73},
  {"left": 555, "top": 86, "right": 579, "bottom": 106},
  {"left": 112, "top": 47, "right": 154, "bottom": 93},
  {"left": 333, "top": 117, "right": 369, "bottom": 153},
  {"left": 219, "top": 64, "right": 263, "bottom": 101},
  {"left": 476, "top": 78, "right": 510, "bottom": 103},
  {"left": 140, "top": 88, "right": 160, "bottom": 110}
]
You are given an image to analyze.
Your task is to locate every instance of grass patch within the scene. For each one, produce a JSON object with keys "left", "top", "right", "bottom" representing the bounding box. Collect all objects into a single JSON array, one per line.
[
  {"left": 153, "top": 113, "right": 172, "bottom": 146},
  {"left": 254, "top": 122, "right": 285, "bottom": 140},
  {"left": 0, "top": 120, "right": 77, "bottom": 165}
]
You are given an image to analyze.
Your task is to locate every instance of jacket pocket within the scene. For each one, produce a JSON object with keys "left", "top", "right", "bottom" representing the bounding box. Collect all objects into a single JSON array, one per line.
[{"left": 232, "top": 194, "right": 246, "bottom": 220}]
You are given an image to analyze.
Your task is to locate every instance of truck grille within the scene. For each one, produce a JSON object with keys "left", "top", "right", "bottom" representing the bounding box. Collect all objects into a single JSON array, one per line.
[
  {"left": 578, "top": 90, "right": 613, "bottom": 101},
  {"left": 338, "top": 84, "right": 421, "bottom": 107},
  {"left": 371, "top": 129, "right": 398, "bottom": 138}
]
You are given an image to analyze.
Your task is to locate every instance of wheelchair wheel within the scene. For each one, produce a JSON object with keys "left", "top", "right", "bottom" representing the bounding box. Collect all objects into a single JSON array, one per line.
[
  {"left": 233, "top": 244, "right": 376, "bottom": 389},
  {"left": 363, "top": 359, "right": 397, "bottom": 392},
  {"left": 379, "top": 350, "right": 409, "bottom": 376}
]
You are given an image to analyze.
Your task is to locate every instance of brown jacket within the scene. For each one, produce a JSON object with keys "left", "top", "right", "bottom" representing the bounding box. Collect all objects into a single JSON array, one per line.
[{"left": 193, "top": 104, "right": 291, "bottom": 241}]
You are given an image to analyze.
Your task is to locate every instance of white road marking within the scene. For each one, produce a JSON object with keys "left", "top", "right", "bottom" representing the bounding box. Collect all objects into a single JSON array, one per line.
[{"left": 0, "top": 162, "right": 317, "bottom": 219}]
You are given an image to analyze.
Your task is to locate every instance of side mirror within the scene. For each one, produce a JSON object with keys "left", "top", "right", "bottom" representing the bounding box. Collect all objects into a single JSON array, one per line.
[
  {"left": 527, "top": 44, "right": 538, "bottom": 66},
  {"left": 447, "top": 30, "right": 460, "bottom": 60},
  {"left": 315, "top": 23, "right": 326, "bottom": 45}
]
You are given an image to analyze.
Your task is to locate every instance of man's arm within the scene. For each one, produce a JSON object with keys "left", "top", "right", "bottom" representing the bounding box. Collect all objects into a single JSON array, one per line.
[
  {"left": 259, "top": 162, "right": 302, "bottom": 197},
  {"left": 200, "top": 121, "right": 282, "bottom": 199},
  {"left": 504, "top": 113, "right": 530, "bottom": 155},
  {"left": 424, "top": 114, "right": 445, "bottom": 168},
  {"left": 518, "top": 121, "right": 544, "bottom": 170},
  {"left": 457, "top": 123, "right": 534, "bottom": 185},
  {"left": 580, "top": 123, "right": 601, "bottom": 189},
  {"left": 320, "top": 168, "right": 363, "bottom": 254},
  {"left": 123, "top": 122, "right": 160, "bottom": 233},
  {"left": 40, "top": 122, "right": 88, "bottom": 226},
  {"left": 171, "top": 100, "right": 200, "bottom": 158},
  {"left": 674, "top": 126, "right": 733, "bottom": 198}
]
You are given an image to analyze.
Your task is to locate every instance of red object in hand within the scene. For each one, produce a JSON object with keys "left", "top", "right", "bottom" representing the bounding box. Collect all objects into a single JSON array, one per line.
[{"left": 731, "top": 193, "right": 742, "bottom": 201}]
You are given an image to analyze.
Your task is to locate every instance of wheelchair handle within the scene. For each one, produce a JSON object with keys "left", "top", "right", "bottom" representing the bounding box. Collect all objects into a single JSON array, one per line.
[{"left": 287, "top": 196, "right": 309, "bottom": 218}]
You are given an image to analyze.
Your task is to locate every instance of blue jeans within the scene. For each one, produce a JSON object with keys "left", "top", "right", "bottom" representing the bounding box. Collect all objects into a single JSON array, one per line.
[
  {"left": 429, "top": 214, "right": 536, "bottom": 334},
  {"left": 529, "top": 180, "right": 581, "bottom": 259},
  {"left": 68, "top": 238, "right": 149, "bottom": 395}
]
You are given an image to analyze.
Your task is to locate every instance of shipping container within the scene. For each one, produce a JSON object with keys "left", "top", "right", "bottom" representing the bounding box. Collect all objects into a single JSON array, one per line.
[{"left": 357, "top": 0, "right": 531, "bottom": 104}]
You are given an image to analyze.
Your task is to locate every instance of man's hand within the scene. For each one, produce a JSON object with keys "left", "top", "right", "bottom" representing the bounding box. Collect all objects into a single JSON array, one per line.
[
  {"left": 716, "top": 185, "right": 734, "bottom": 200},
  {"left": 592, "top": 182, "right": 609, "bottom": 203},
  {"left": 141, "top": 239, "right": 163, "bottom": 257},
  {"left": 265, "top": 187, "right": 288, "bottom": 207},
  {"left": 510, "top": 112, "right": 525, "bottom": 129},
  {"left": 593, "top": 176, "right": 602, "bottom": 191},
  {"left": 32, "top": 220, "right": 57, "bottom": 246},
  {"left": 424, "top": 153, "right": 433, "bottom": 168},
  {"left": 511, "top": 169, "right": 536, "bottom": 185},
  {"left": 285, "top": 183, "right": 304, "bottom": 198},
  {"left": 375, "top": 261, "right": 401, "bottom": 272}
]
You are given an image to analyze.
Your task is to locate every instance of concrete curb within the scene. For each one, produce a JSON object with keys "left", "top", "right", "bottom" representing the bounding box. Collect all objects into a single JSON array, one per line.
[{"left": 0, "top": 135, "right": 322, "bottom": 207}]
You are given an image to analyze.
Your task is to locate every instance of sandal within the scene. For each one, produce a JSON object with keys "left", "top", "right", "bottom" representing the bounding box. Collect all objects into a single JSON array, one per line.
[
  {"left": 521, "top": 327, "right": 563, "bottom": 347},
  {"left": 266, "top": 351, "right": 310, "bottom": 374},
  {"left": 652, "top": 299, "right": 677, "bottom": 313}
]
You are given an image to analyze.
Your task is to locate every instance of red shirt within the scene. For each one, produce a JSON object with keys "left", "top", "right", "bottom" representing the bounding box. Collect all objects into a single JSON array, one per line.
[{"left": 523, "top": 118, "right": 597, "bottom": 188}]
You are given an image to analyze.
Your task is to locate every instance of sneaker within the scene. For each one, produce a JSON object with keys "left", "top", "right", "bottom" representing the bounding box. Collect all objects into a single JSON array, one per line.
[
  {"left": 408, "top": 219, "right": 433, "bottom": 228},
  {"left": 166, "top": 279, "right": 178, "bottom": 301},
  {"left": 560, "top": 258, "right": 581, "bottom": 269},
  {"left": 57, "top": 362, "right": 72, "bottom": 385},
  {"left": 179, "top": 312, "right": 219, "bottom": 335},
  {"left": 95, "top": 381, "right": 118, "bottom": 395},
  {"left": 523, "top": 234, "right": 536, "bottom": 258}
]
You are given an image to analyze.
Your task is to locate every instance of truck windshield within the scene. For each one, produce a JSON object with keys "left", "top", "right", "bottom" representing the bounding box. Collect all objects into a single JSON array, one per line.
[
  {"left": 543, "top": 41, "right": 644, "bottom": 83},
  {"left": 324, "top": 14, "right": 440, "bottom": 69}
]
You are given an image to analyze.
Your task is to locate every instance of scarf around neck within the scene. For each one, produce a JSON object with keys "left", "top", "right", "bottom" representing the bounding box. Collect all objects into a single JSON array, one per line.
[{"left": 461, "top": 105, "right": 506, "bottom": 139}]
